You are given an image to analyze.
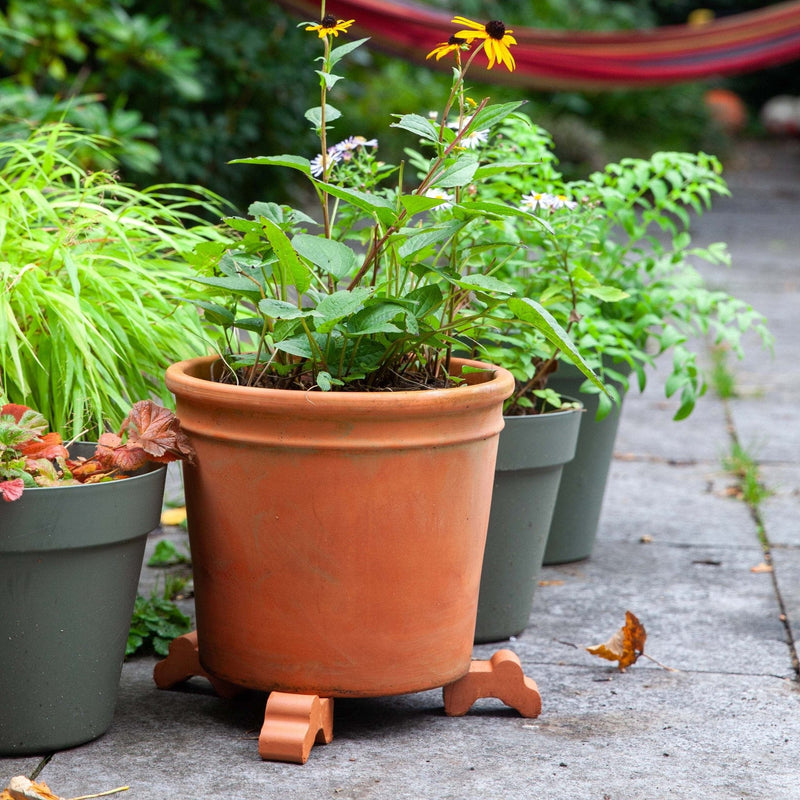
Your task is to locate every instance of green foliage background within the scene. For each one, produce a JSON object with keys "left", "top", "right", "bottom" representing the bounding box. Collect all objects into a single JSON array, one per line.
[{"left": 1, "top": 0, "right": 786, "bottom": 209}]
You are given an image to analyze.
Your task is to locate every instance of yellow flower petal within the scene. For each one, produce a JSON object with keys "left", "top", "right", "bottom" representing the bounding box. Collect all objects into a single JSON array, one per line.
[{"left": 451, "top": 16, "right": 485, "bottom": 31}]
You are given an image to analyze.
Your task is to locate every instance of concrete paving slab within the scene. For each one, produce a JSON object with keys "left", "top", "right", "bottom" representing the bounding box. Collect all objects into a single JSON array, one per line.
[
  {"left": 728, "top": 397, "right": 800, "bottom": 465},
  {"left": 599, "top": 458, "right": 755, "bottom": 548},
  {"left": 770, "top": 547, "right": 800, "bottom": 662},
  {"left": 0, "top": 760, "right": 46, "bottom": 789},
  {"left": 614, "top": 379, "right": 730, "bottom": 462},
  {"left": 26, "top": 662, "right": 799, "bottom": 799},
  {"left": 760, "top": 463, "right": 800, "bottom": 547},
  {"left": 523, "top": 540, "right": 790, "bottom": 677}
]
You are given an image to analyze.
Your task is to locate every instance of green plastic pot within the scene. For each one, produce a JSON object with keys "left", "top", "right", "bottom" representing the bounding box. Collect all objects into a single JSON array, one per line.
[
  {"left": 475, "top": 403, "right": 582, "bottom": 643},
  {"left": 0, "top": 445, "right": 166, "bottom": 755},
  {"left": 543, "top": 364, "right": 630, "bottom": 564}
]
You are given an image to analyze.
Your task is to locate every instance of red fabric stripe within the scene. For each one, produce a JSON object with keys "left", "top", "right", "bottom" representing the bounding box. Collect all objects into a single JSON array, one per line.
[{"left": 281, "top": 0, "right": 800, "bottom": 89}]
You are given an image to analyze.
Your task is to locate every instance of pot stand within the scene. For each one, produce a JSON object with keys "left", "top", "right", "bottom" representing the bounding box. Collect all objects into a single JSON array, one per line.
[{"left": 153, "top": 633, "right": 542, "bottom": 764}]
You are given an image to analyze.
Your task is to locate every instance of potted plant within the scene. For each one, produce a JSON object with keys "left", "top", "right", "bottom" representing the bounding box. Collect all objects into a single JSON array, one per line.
[
  {"left": 0, "top": 122, "right": 227, "bottom": 439},
  {"left": 154, "top": 8, "right": 603, "bottom": 760},
  {"left": 0, "top": 400, "right": 195, "bottom": 755},
  {"left": 465, "top": 113, "right": 771, "bottom": 567}
]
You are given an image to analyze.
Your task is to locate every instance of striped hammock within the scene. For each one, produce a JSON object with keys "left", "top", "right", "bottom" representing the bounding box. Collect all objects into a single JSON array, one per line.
[{"left": 278, "top": 0, "right": 800, "bottom": 89}]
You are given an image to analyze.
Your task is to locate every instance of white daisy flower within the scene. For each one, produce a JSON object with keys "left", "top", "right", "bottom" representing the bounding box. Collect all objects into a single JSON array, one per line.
[
  {"left": 309, "top": 149, "right": 343, "bottom": 177},
  {"left": 447, "top": 120, "right": 489, "bottom": 149},
  {"left": 331, "top": 135, "right": 378, "bottom": 153},
  {"left": 425, "top": 188, "right": 456, "bottom": 210},
  {"left": 520, "top": 192, "right": 578, "bottom": 211}
]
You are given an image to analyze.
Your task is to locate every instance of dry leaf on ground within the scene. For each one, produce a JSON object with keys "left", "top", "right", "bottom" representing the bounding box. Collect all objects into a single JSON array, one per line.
[
  {"left": 1, "top": 777, "right": 129, "bottom": 800},
  {"left": 1, "top": 777, "right": 61, "bottom": 800},
  {"left": 586, "top": 610, "right": 647, "bottom": 671}
]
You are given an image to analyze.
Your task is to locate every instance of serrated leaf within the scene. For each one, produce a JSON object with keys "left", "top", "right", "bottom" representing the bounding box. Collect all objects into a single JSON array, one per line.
[
  {"left": 390, "top": 113, "right": 440, "bottom": 142},
  {"left": 433, "top": 154, "right": 479, "bottom": 188},
  {"left": 292, "top": 233, "right": 358, "bottom": 279},
  {"left": 313, "top": 288, "right": 372, "bottom": 333},
  {"left": 257, "top": 298, "right": 308, "bottom": 320}
]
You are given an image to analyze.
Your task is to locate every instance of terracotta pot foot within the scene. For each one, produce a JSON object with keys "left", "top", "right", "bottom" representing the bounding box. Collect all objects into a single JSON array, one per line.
[
  {"left": 442, "top": 649, "right": 542, "bottom": 718},
  {"left": 258, "top": 692, "right": 334, "bottom": 764},
  {"left": 153, "top": 631, "right": 242, "bottom": 699}
]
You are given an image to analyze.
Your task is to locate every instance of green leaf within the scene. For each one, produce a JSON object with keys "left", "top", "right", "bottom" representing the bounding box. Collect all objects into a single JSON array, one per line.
[
  {"left": 406, "top": 284, "right": 444, "bottom": 318},
  {"left": 347, "top": 302, "right": 407, "bottom": 335},
  {"left": 257, "top": 298, "right": 308, "bottom": 320},
  {"left": 147, "top": 540, "right": 190, "bottom": 567},
  {"left": 313, "top": 179, "right": 394, "bottom": 213},
  {"left": 261, "top": 218, "right": 312, "bottom": 294},
  {"left": 473, "top": 160, "right": 541, "bottom": 179},
  {"left": 390, "top": 113, "right": 440, "bottom": 142},
  {"left": 316, "top": 70, "right": 344, "bottom": 90},
  {"left": 466, "top": 101, "right": 527, "bottom": 134},
  {"left": 192, "top": 274, "right": 262, "bottom": 299},
  {"left": 273, "top": 332, "right": 315, "bottom": 359},
  {"left": 583, "top": 285, "right": 630, "bottom": 302},
  {"left": 400, "top": 194, "right": 452, "bottom": 216},
  {"left": 397, "top": 220, "right": 464, "bottom": 259},
  {"left": 456, "top": 273, "right": 515, "bottom": 295},
  {"left": 433, "top": 154, "right": 479, "bottom": 188},
  {"left": 328, "top": 37, "right": 369, "bottom": 69},
  {"left": 313, "top": 288, "right": 372, "bottom": 333},
  {"left": 508, "top": 296, "right": 606, "bottom": 394},
  {"left": 230, "top": 154, "right": 312, "bottom": 176},
  {"left": 292, "top": 234, "right": 358, "bottom": 279},
  {"left": 193, "top": 300, "right": 236, "bottom": 327},
  {"left": 305, "top": 104, "right": 342, "bottom": 129}
]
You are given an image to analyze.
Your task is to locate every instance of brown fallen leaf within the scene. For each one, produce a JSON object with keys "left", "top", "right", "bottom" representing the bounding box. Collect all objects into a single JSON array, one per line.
[
  {"left": 586, "top": 610, "right": 647, "bottom": 671},
  {"left": 538, "top": 580, "right": 564, "bottom": 587},
  {"left": 2, "top": 776, "right": 61, "bottom": 800},
  {"left": 750, "top": 562, "right": 773, "bottom": 573},
  {"left": 1, "top": 777, "right": 129, "bottom": 800}
]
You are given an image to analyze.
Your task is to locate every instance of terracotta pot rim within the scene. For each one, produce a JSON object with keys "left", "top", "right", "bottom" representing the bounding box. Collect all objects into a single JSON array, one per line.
[{"left": 166, "top": 354, "right": 514, "bottom": 412}]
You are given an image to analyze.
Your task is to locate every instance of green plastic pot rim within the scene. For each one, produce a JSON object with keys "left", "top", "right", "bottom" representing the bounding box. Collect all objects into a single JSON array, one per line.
[{"left": 14, "top": 443, "right": 166, "bottom": 497}]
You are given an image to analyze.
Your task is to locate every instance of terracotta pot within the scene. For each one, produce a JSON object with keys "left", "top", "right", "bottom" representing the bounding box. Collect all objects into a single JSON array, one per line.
[{"left": 165, "top": 355, "right": 514, "bottom": 698}]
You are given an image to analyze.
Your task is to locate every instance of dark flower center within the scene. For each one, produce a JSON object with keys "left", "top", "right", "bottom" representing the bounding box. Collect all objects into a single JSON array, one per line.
[
  {"left": 448, "top": 34, "right": 465, "bottom": 45},
  {"left": 485, "top": 20, "right": 506, "bottom": 39},
  {"left": 321, "top": 14, "right": 337, "bottom": 27}
]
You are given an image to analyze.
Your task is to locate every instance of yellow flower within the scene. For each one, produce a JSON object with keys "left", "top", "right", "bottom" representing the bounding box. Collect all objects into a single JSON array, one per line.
[
  {"left": 306, "top": 14, "right": 355, "bottom": 38},
  {"left": 451, "top": 16, "right": 517, "bottom": 72},
  {"left": 426, "top": 34, "right": 467, "bottom": 62}
]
